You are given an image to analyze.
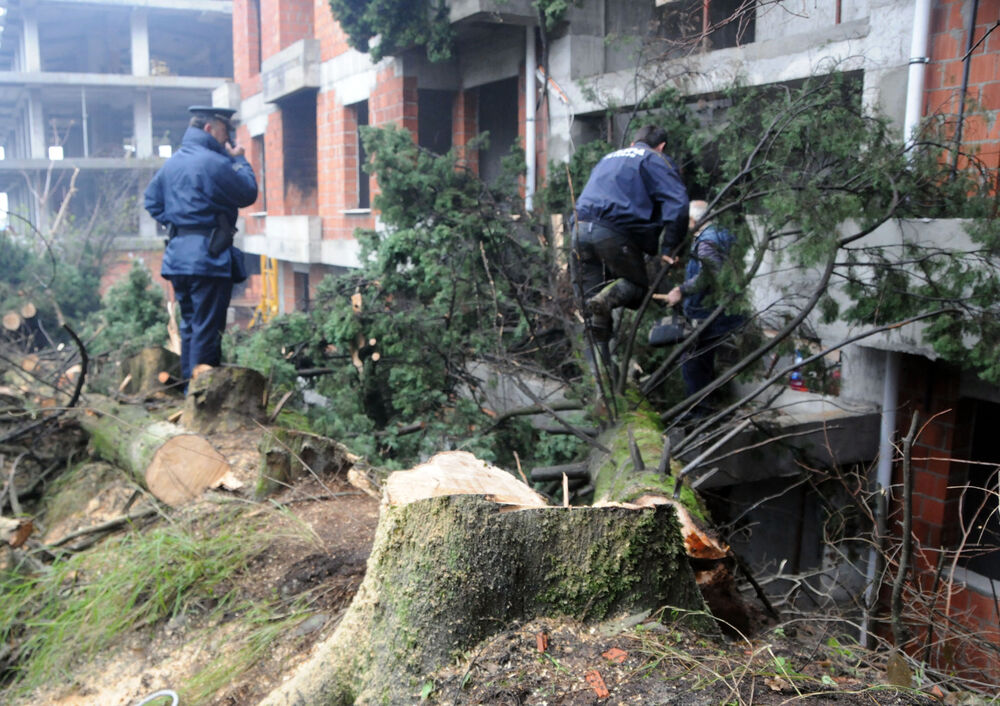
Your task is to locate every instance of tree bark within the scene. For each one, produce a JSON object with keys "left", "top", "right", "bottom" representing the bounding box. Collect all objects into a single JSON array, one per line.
[
  {"left": 120, "top": 347, "right": 181, "bottom": 398},
  {"left": 77, "top": 396, "right": 230, "bottom": 506},
  {"left": 588, "top": 410, "right": 772, "bottom": 635},
  {"left": 180, "top": 366, "right": 267, "bottom": 433},
  {"left": 256, "top": 428, "right": 355, "bottom": 497},
  {"left": 259, "top": 450, "right": 709, "bottom": 705}
]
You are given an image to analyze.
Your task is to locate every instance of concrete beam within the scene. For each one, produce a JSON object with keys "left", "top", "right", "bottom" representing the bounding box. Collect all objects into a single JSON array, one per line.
[
  {"left": 0, "top": 157, "right": 164, "bottom": 170},
  {"left": 134, "top": 89, "right": 153, "bottom": 158},
  {"left": 34, "top": 0, "right": 232, "bottom": 15},
  {"left": 0, "top": 71, "right": 228, "bottom": 90},
  {"left": 21, "top": 5, "right": 41, "bottom": 73}
]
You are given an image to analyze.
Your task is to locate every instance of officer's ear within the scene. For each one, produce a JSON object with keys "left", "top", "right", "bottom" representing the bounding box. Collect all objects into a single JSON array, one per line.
[{"left": 653, "top": 142, "right": 666, "bottom": 153}]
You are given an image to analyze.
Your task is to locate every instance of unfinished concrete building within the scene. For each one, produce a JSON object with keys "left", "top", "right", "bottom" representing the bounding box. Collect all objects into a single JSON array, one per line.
[
  {"left": 225, "top": 0, "right": 999, "bottom": 679},
  {"left": 0, "top": 0, "right": 233, "bottom": 279}
]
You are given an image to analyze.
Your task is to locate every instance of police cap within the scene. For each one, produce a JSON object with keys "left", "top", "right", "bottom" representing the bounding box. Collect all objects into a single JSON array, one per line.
[{"left": 188, "top": 105, "right": 237, "bottom": 128}]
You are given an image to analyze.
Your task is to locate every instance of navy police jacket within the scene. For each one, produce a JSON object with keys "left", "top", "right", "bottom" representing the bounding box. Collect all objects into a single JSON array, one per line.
[
  {"left": 144, "top": 126, "right": 258, "bottom": 278},
  {"left": 575, "top": 141, "right": 689, "bottom": 256}
]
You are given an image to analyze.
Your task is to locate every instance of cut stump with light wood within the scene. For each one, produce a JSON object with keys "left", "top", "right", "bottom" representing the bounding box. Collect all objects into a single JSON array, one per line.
[
  {"left": 259, "top": 450, "right": 709, "bottom": 706},
  {"left": 181, "top": 366, "right": 267, "bottom": 433}
]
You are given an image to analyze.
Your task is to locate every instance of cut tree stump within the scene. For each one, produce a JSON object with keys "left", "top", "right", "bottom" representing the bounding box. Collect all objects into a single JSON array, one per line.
[
  {"left": 120, "top": 347, "right": 181, "bottom": 398},
  {"left": 256, "top": 428, "right": 355, "bottom": 497},
  {"left": 78, "top": 396, "right": 230, "bottom": 506},
  {"left": 180, "top": 366, "right": 267, "bottom": 433},
  {"left": 259, "top": 450, "right": 709, "bottom": 705}
]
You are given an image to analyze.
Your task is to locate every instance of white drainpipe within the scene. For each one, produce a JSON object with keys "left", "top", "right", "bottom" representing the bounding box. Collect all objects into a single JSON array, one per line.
[
  {"left": 525, "top": 25, "right": 536, "bottom": 212},
  {"left": 861, "top": 350, "right": 900, "bottom": 645},
  {"left": 903, "top": 0, "right": 932, "bottom": 151}
]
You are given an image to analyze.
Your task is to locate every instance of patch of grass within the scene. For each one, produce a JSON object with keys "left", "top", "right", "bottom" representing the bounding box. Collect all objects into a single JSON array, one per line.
[
  {"left": 0, "top": 507, "right": 269, "bottom": 698},
  {"left": 181, "top": 600, "right": 312, "bottom": 704}
]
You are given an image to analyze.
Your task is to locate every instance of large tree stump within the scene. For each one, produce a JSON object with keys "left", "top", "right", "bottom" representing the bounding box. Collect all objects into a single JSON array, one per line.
[
  {"left": 78, "top": 397, "right": 230, "bottom": 506},
  {"left": 259, "top": 451, "right": 709, "bottom": 705},
  {"left": 181, "top": 366, "right": 267, "bottom": 433},
  {"left": 256, "top": 429, "right": 355, "bottom": 497}
]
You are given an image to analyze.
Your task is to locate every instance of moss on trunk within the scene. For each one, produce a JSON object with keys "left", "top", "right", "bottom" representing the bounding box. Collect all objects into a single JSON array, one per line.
[{"left": 260, "top": 494, "right": 708, "bottom": 705}]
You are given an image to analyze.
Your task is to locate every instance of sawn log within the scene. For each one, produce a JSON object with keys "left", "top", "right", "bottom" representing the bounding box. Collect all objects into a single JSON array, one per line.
[{"left": 77, "top": 396, "right": 230, "bottom": 506}]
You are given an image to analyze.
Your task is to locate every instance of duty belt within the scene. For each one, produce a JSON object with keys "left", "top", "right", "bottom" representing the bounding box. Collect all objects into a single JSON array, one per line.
[{"left": 172, "top": 225, "right": 212, "bottom": 237}]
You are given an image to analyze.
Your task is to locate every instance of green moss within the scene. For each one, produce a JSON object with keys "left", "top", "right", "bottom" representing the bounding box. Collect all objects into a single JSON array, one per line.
[{"left": 591, "top": 410, "right": 710, "bottom": 524}]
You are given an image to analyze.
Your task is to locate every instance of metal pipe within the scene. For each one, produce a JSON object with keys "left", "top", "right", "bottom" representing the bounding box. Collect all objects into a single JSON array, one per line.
[
  {"left": 861, "top": 349, "right": 900, "bottom": 645},
  {"left": 903, "top": 0, "right": 932, "bottom": 152},
  {"left": 951, "top": 0, "right": 981, "bottom": 173},
  {"left": 525, "top": 25, "right": 536, "bottom": 211}
]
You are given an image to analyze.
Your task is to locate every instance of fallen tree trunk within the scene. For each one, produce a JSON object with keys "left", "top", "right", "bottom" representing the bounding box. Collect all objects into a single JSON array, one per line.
[
  {"left": 589, "top": 410, "right": 774, "bottom": 635},
  {"left": 259, "top": 450, "right": 709, "bottom": 705},
  {"left": 77, "top": 396, "right": 230, "bottom": 506}
]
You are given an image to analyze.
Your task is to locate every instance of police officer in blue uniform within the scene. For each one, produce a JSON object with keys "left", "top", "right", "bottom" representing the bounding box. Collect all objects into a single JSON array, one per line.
[
  {"left": 573, "top": 125, "right": 689, "bottom": 348},
  {"left": 144, "top": 106, "right": 258, "bottom": 382}
]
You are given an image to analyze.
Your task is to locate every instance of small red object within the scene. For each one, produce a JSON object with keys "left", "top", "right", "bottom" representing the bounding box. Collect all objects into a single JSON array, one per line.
[
  {"left": 602, "top": 647, "right": 627, "bottom": 664},
  {"left": 535, "top": 631, "right": 548, "bottom": 653},
  {"left": 585, "top": 670, "right": 610, "bottom": 698}
]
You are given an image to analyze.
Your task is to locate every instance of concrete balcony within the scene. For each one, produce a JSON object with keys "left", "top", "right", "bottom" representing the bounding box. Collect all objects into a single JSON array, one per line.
[
  {"left": 261, "top": 39, "right": 321, "bottom": 103},
  {"left": 448, "top": 0, "right": 536, "bottom": 25},
  {"left": 241, "top": 215, "right": 321, "bottom": 264}
]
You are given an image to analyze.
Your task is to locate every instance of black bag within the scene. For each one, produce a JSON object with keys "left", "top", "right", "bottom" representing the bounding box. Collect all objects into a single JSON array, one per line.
[{"left": 648, "top": 311, "right": 689, "bottom": 347}]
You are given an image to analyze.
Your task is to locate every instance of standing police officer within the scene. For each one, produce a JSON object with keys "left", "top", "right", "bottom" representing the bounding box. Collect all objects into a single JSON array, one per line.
[
  {"left": 144, "top": 106, "right": 258, "bottom": 383},
  {"left": 572, "top": 125, "right": 689, "bottom": 349}
]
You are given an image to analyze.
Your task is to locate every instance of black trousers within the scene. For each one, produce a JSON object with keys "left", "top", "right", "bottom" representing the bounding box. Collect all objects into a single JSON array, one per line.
[{"left": 572, "top": 222, "right": 649, "bottom": 309}]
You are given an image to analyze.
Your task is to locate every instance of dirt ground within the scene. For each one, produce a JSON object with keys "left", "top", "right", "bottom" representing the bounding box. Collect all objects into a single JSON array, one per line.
[{"left": 5, "top": 423, "right": 975, "bottom": 706}]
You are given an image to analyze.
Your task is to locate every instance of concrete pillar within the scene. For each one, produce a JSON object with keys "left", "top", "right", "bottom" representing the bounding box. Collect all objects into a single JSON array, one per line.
[
  {"left": 130, "top": 8, "right": 150, "bottom": 77},
  {"left": 139, "top": 205, "right": 158, "bottom": 238},
  {"left": 27, "top": 90, "right": 46, "bottom": 159},
  {"left": 133, "top": 90, "right": 153, "bottom": 158},
  {"left": 21, "top": 6, "right": 41, "bottom": 72}
]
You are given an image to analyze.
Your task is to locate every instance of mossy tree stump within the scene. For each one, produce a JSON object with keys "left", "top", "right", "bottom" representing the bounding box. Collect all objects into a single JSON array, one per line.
[
  {"left": 259, "top": 451, "right": 709, "bottom": 705},
  {"left": 120, "top": 346, "right": 181, "bottom": 398},
  {"left": 180, "top": 366, "right": 267, "bottom": 433},
  {"left": 589, "top": 410, "right": 770, "bottom": 636}
]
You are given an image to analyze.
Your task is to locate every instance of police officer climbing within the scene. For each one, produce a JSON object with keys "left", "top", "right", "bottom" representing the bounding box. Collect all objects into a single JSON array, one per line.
[{"left": 572, "top": 124, "right": 690, "bottom": 357}]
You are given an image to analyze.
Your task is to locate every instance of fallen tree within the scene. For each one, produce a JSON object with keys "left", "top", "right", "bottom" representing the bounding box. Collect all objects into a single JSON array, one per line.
[
  {"left": 77, "top": 396, "right": 230, "bottom": 506},
  {"left": 259, "top": 450, "right": 710, "bottom": 705}
]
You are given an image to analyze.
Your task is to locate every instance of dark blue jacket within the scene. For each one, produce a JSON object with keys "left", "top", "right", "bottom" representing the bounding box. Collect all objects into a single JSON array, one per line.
[
  {"left": 575, "top": 141, "right": 689, "bottom": 256},
  {"left": 144, "top": 126, "right": 258, "bottom": 277},
  {"left": 682, "top": 224, "right": 744, "bottom": 336}
]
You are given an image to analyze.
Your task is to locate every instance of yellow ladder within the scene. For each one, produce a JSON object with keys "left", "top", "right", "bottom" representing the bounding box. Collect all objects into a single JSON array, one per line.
[{"left": 251, "top": 255, "right": 279, "bottom": 327}]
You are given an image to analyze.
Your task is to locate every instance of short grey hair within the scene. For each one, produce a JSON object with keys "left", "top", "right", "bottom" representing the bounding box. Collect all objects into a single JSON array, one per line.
[{"left": 688, "top": 200, "right": 709, "bottom": 224}]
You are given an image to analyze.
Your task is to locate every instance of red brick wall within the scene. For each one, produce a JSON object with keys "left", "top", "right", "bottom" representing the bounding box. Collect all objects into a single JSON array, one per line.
[
  {"left": 260, "top": 0, "right": 314, "bottom": 59},
  {"left": 926, "top": 0, "right": 1000, "bottom": 176},
  {"left": 894, "top": 354, "right": 1000, "bottom": 683}
]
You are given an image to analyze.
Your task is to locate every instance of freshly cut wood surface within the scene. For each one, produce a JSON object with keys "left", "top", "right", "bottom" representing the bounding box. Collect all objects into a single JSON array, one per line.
[
  {"left": 384, "top": 450, "right": 548, "bottom": 508},
  {"left": 3, "top": 311, "right": 21, "bottom": 331},
  {"left": 145, "top": 432, "right": 230, "bottom": 506}
]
